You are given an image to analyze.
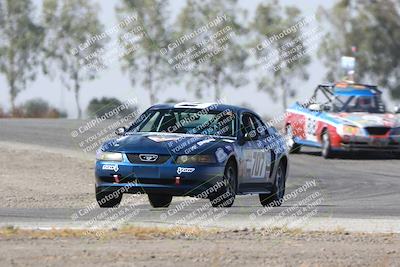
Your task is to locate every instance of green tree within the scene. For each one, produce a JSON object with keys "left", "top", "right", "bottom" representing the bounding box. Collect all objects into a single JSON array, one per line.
[
  {"left": 0, "top": 0, "right": 43, "bottom": 114},
  {"left": 318, "top": 0, "right": 400, "bottom": 98},
  {"left": 116, "top": 0, "right": 172, "bottom": 105},
  {"left": 21, "top": 98, "right": 66, "bottom": 118},
  {"left": 174, "top": 0, "right": 248, "bottom": 100},
  {"left": 251, "top": 1, "right": 311, "bottom": 111},
  {"left": 23, "top": 98, "right": 49, "bottom": 117},
  {"left": 42, "top": 0, "right": 106, "bottom": 118},
  {"left": 86, "top": 97, "right": 137, "bottom": 118}
]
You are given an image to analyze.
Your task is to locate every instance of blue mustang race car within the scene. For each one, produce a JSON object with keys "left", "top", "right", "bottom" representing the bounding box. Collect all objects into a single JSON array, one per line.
[{"left": 95, "top": 102, "right": 289, "bottom": 208}]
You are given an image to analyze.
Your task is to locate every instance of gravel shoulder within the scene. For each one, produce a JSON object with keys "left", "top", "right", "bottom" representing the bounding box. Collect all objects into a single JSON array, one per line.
[
  {"left": 0, "top": 141, "right": 94, "bottom": 208},
  {"left": 0, "top": 227, "right": 398, "bottom": 267}
]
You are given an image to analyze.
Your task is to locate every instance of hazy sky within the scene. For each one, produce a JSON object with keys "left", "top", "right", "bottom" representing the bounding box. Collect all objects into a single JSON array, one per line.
[{"left": 0, "top": 0, "right": 350, "bottom": 118}]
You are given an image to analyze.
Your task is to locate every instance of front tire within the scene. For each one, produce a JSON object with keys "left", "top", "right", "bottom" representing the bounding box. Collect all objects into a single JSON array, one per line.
[
  {"left": 96, "top": 188, "right": 123, "bottom": 208},
  {"left": 259, "top": 163, "right": 286, "bottom": 207},
  {"left": 321, "top": 130, "right": 334, "bottom": 159},
  {"left": 148, "top": 194, "right": 173, "bottom": 208},
  {"left": 210, "top": 161, "right": 237, "bottom": 208},
  {"left": 286, "top": 125, "right": 301, "bottom": 154}
]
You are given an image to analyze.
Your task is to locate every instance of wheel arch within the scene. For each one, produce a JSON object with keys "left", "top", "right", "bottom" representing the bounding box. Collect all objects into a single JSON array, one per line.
[{"left": 319, "top": 125, "right": 329, "bottom": 143}]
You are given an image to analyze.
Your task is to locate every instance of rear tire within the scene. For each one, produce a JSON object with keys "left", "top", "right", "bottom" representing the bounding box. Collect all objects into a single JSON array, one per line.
[
  {"left": 259, "top": 163, "right": 286, "bottom": 207},
  {"left": 96, "top": 188, "right": 123, "bottom": 208},
  {"left": 148, "top": 194, "right": 173, "bottom": 208},
  {"left": 210, "top": 161, "right": 236, "bottom": 208},
  {"left": 286, "top": 125, "right": 301, "bottom": 154}
]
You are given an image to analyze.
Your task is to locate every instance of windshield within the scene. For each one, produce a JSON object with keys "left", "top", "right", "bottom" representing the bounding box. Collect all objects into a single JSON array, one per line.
[
  {"left": 332, "top": 95, "right": 386, "bottom": 113},
  {"left": 128, "top": 109, "right": 236, "bottom": 137}
]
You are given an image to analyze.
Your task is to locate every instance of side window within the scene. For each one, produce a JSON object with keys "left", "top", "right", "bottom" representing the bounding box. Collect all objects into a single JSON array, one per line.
[
  {"left": 241, "top": 113, "right": 256, "bottom": 136},
  {"left": 251, "top": 115, "right": 269, "bottom": 138}
]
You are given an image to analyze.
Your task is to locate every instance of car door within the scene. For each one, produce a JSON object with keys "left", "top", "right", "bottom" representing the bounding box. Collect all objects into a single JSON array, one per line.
[
  {"left": 239, "top": 112, "right": 272, "bottom": 186},
  {"left": 252, "top": 115, "right": 274, "bottom": 181},
  {"left": 304, "top": 90, "right": 328, "bottom": 143},
  {"left": 304, "top": 111, "right": 319, "bottom": 142}
]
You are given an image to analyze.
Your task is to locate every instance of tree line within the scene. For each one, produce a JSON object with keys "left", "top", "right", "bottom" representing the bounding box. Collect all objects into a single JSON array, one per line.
[{"left": 0, "top": 0, "right": 399, "bottom": 118}]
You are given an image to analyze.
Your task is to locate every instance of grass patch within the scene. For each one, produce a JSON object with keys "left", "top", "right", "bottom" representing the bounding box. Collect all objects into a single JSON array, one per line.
[{"left": 0, "top": 225, "right": 216, "bottom": 239}]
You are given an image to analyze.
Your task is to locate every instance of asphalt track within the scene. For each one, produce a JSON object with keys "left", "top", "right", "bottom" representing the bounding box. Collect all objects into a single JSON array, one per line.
[{"left": 1, "top": 119, "right": 400, "bottom": 232}]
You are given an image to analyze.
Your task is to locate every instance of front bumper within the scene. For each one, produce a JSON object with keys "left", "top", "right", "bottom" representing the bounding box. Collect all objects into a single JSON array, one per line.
[
  {"left": 336, "top": 136, "right": 400, "bottom": 152},
  {"left": 95, "top": 160, "right": 225, "bottom": 197}
]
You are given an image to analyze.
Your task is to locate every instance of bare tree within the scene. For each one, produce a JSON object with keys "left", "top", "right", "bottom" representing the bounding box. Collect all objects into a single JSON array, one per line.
[{"left": 42, "top": 0, "right": 106, "bottom": 118}]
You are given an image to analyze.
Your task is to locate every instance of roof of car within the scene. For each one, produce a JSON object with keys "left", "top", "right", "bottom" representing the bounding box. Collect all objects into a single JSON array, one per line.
[
  {"left": 334, "top": 89, "right": 376, "bottom": 97},
  {"left": 148, "top": 102, "right": 251, "bottom": 113},
  {"left": 334, "top": 82, "right": 379, "bottom": 97},
  {"left": 316, "top": 82, "right": 381, "bottom": 97}
]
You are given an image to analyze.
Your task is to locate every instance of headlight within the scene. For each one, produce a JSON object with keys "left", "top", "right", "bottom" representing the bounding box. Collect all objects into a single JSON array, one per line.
[
  {"left": 96, "top": 151, "right": 123, "bottom": 162},
  {"left": 176, "top": 154, "right": 216, "bottom": 164},
  {"left": 338, "top": 125, "right": 360, "bottom": 136}
]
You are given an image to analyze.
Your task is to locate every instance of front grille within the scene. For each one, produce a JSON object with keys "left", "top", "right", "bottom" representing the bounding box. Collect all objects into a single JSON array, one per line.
[
  {"left": 365, "top": 127, "right": 390, "bottom": 136},
  {"left": 126, "top": 154, "right": 170, "bottom": 164}
]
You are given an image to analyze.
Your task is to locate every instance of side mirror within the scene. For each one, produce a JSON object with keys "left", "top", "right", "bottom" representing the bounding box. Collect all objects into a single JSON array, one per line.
[
  {"left": 394, "top": 106, "right": 400, "bottom": 114},
  {"left": 244, "top": 132, "right": 254, "bottom": 141},
  {"left": 115, "top": 127, "right": 126, "bottom": 136},
  {"left": 309, "top": 103, "right": 323, "bottom": 112}
]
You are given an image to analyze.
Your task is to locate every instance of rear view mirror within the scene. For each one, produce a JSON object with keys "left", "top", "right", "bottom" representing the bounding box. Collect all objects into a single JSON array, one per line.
[{"left": 115, "top": 127, "right": 126, "bottom": 136}]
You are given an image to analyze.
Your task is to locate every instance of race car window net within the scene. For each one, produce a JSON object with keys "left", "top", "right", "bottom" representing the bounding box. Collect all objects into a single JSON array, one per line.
[
  {"left": 250, "top": 114, "right": 270, "bottom": 138},
  {"left": 129, "top": 109, "right": 237, "bottom": 137},
  {"left": 240, "top": 113, "right": 256, "bottom": 136}
]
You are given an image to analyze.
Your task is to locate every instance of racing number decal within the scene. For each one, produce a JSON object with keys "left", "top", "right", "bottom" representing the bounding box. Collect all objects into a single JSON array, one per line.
[
  {"left": 250, "top": 151, "right": 267, "bottom": 178},
  {"left": 305, "top": 116, "right": 319, "bottom": 142},
  {"left": 306, "top": 117, "right": 317, "bottom": 135}
]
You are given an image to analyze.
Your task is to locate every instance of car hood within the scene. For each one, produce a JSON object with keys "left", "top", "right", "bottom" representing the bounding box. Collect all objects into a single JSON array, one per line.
[
  {"left": 102, "top": 132, "right": 236, "bottom": 155},
  {"left": 331, "top": 112, "right": 400, "bottom": 128}
]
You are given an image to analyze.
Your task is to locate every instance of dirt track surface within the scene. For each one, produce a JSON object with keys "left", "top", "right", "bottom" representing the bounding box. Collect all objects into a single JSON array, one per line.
[
  {"left": 0, "top": 144, "right": 94, "bottom": 209},
  {"left": 0, "top": 228, "right": 398, "bottom": 267}
]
